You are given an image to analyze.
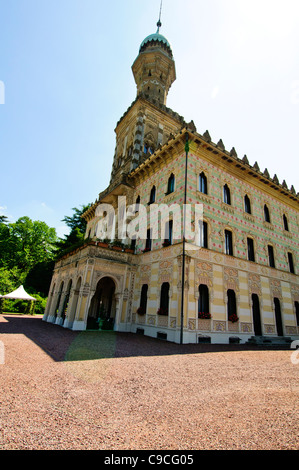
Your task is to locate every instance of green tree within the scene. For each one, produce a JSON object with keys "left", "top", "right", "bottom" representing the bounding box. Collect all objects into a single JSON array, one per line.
[
  {"left": 0, "top": 216, "right": 58, "bottom": 298},
  {"left": 62, "top": 204, "right": 91, "bottom": 235},
  {"left": 8, "top": 217, "right": 58, "bottom": 272},
  {"left": 56, "top": 204, "right": 91, "bottom": 257}
]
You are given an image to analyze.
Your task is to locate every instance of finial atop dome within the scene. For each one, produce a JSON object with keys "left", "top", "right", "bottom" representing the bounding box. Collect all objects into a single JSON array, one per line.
[{"left": 156, "top": 0, "right": 163, "bottom": 33}]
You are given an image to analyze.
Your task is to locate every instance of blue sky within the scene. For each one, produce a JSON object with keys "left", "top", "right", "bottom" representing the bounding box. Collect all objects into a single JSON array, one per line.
[{"left": 0, "top": 0, "right": 298, "bottom": 238}]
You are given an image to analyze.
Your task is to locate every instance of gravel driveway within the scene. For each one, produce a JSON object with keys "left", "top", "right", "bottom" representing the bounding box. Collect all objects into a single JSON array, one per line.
[{"left": 0, "top": 314, "right": 298, "bottom": 450}]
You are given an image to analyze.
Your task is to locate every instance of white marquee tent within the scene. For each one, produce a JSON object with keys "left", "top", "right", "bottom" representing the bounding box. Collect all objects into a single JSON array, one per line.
[{"left": 1, "top": 285, "right": 36, "bottom": 301}]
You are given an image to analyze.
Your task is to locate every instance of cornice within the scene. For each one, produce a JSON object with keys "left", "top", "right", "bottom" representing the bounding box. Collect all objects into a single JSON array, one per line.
[{"left": 129, "top": 125, "right": 299, "bottom": 207}]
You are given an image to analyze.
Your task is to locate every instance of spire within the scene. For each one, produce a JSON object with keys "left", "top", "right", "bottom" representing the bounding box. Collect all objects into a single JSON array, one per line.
[{"left": 156, "top": 0, "right": 163, "bottom": 33}]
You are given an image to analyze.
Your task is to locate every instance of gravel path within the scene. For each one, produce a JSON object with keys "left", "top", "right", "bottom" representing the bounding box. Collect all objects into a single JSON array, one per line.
[{"left": 0, "top": 314, "right": 298, "bottom": 450}]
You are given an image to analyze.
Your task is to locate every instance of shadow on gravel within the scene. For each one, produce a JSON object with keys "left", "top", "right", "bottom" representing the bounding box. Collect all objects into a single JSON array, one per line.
[{"left": 0, "top": 314, "right": 290, "bottom": 363}]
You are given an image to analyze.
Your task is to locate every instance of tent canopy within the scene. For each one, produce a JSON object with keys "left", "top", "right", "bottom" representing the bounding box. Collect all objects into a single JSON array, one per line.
[{"left": 1, "top": 285, "right": 36, "bottom": 301}]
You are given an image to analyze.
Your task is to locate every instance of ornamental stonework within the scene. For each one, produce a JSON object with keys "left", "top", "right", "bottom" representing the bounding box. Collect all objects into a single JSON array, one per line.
[
  {"left": 269, "top": 279, "right": 282, "bottom": 299},
  {"left": 195, "top": 261, "right": 213, "bottom": 288},
  {"left": 291, "top": 283, "right": 299, "bottom": 302},
  {"left": 248, "top": 273, "right": 262, "bottom": 296},
  {"left": 224, "top": 267, "right": 239, "bottom": 292},
  {"left": 158, "top": 260, "right": 173, "bottom": 283},
  {"left": 140, "top": 264, "right": 151, "bottom": 283}
]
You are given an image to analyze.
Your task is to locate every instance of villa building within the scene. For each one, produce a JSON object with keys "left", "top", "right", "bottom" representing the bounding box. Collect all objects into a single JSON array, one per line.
[{"left": 43, "top": 21, "right": 299, "bottom": 344}]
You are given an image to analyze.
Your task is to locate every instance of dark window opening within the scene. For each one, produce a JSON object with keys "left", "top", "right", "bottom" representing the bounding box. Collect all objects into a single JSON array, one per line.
[
  {"left": 225, "top": 230, "right": 233, "bottom": 256},
  {"left": 274, "top": 297, "right": 283, "bottom": 336},
  {"left": 144, "top": 228, "right": 152, "bottom": 252},
  {"left": 163, "top": 219, "right": 173, "bottom": 246},
  {"left": 198, "top": 285, "right": 209, "bottom": 316},
  {"left": 149, "top": 186, "right": 156, "bottom": 205},
  {"left": 264, "top": 204, "right": 271, "bottom": 223},
  {"left": 227, "top": 289, "right": 237, "bottom": 320},
  {"left": 247, "top": 238, "right": 255, "bottom": 262},
  {"left": 283, "top": 214, "right": 289, "bottom": 231},
  {"left": 199, "top": 172, "right": 208, "bottom": 194},
  {"left": 159, "top": 282, "right": 170, "bottom": 316},
  {"left": 167, "top": 174, "right": 175, "bottom": 194},
  {"left": 244, "top": 195, "right": 251, "bottom": 214},
  {"left": 268, "top": 245, "right": 275, "bottom": 268},
  {"left": 223, "top": 184, "right": 231, "bottom": 205},
  {"left": 295, "top": 301, "right": 299, "bottom": 327},
  {"left": 288, "top": 252, "right": 295, "bottom": 274},
  {"left": 199, "top": 221, "right": 208, "bottom": 248}
]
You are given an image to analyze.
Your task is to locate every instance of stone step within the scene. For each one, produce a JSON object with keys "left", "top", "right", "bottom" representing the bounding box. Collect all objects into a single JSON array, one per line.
[{"left": 247, "top": 336, "right": 292, "bottom": 345}]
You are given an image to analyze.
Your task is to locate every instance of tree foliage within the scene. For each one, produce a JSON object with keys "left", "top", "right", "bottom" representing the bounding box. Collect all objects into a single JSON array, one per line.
[
  {"left": 56, "top": 204, "right": 91, "bottom": 258},
  {"left": 0, "top": 216, "right": 58, "bottom": 297},
  {"left": 0, "top": 205, "right": 91, "bottom": 311}
]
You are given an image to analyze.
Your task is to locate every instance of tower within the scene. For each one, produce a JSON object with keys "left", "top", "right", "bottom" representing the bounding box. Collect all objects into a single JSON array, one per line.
[
  {"left": 109, "top": 18, "right": 184, "bottom": 187},
  {"left": 132, "top": 20, "right": 176, "bottom": 106}
]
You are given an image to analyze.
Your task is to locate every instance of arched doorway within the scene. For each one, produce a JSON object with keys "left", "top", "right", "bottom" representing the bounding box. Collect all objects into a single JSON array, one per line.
[
  {"left": 87, "top": 277, "right": 116, "bottom": 330},
  {"left": 252, "top": 294, "right": 262, "bottom": 336}
]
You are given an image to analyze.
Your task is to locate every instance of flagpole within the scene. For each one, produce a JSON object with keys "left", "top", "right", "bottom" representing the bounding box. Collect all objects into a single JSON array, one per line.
[{"left": 180, "top": 132, "right": 189, "bottom": 345}]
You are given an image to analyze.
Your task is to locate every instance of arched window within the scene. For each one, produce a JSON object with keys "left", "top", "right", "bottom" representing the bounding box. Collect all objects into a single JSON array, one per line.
[
  {"left": 264, "top": 204, "right": 271, "bottom": 223},
  {"left": 149, "top": 186, "right": 156, "bottom": 205},
  {"left": 135, "top": 195, "right": 140, "bottom": 214},
  {"left": 163, "top": 219, "right": 173, "bottom": 246},
  {"left": 138, "top": 284, "right": 148, "bottom": 315},
  {"left": 199, "top": 172, "right": 208, "bottom": 194},
  {"left": 227, "top": 289, "right": 237, "bottom": 321},
  {"left": 167, "top": 174, "right": 175, "bottom": 194},
  {"left": 283, "top": 214, "right": 289, "bottom": 231},
  {"left": 247, "top": 237, "right": 255, "bottom": 262},
  {"left": 268, "top": 245, "right": 275, "bottom": 268},
  {"left": 223, "top": 184, "right": 231, "bottom": 205},
  {"left": 159, "top": 282, "right": 169, "bottom": 316},
  {"left": 244, "top": 195, "right": 251, "bottom": 214},
  {"left": 225, "top": 229, "right": 233, "bottom": 256},
  {"left": 198, "top": 221, "right": 208, "bottom": 248},
  {"left": 288, "top": 252, "right": 295, "bottom": 274},
  {"left": 198, "top": 284, "right": 209, "bottom": 315},
  {"left": 145, "top": 228, "right": 152, "bottom": 252}
]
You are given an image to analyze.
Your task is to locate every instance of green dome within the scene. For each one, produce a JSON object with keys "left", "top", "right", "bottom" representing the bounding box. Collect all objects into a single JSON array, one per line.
[{"left": 139, "top": 32, "right": 173, "bottom": 57}]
